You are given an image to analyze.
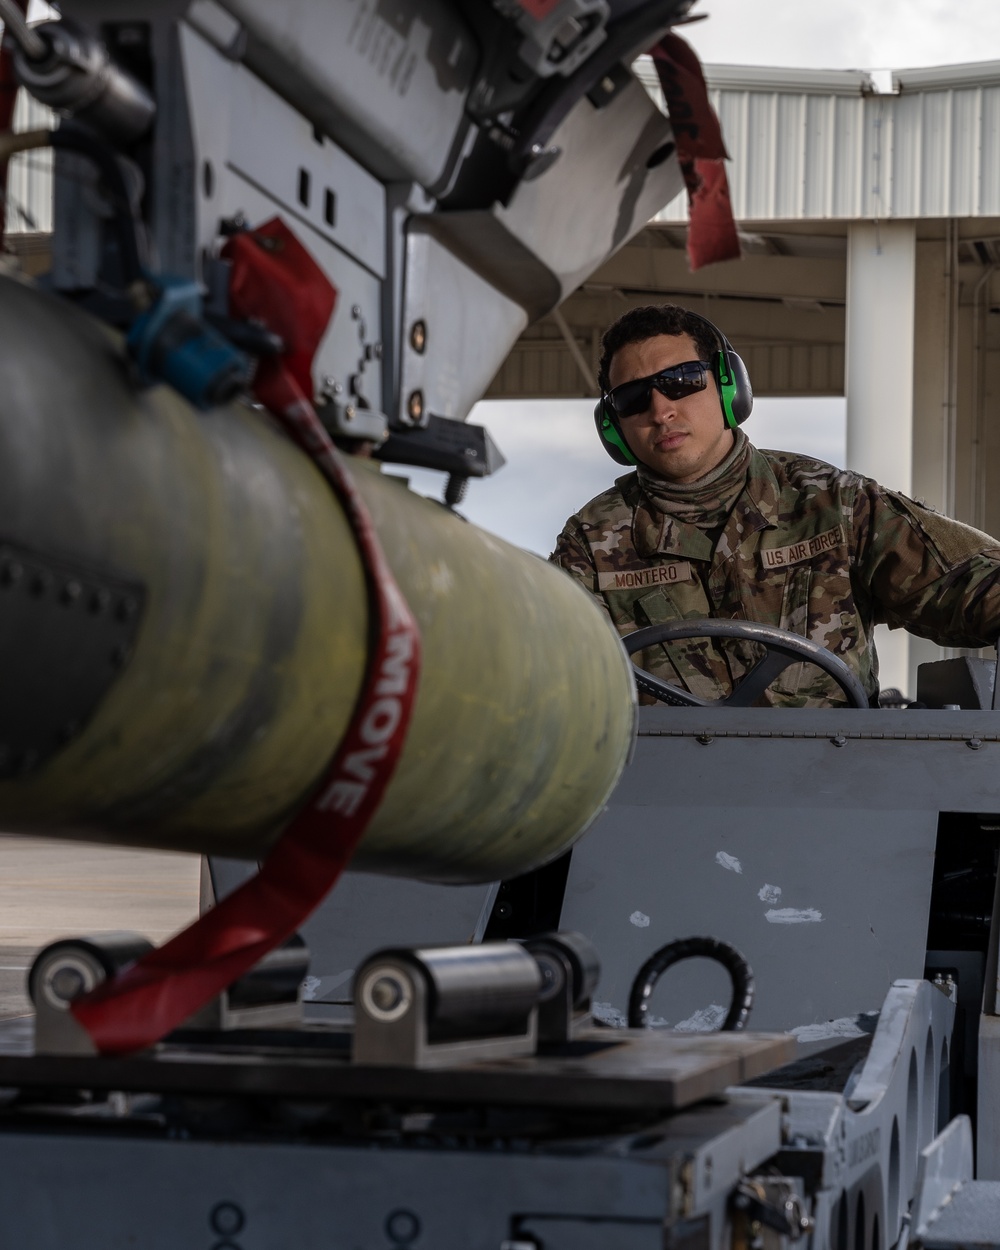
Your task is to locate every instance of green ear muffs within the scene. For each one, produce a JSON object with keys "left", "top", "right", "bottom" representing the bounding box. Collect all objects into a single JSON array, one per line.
[
  {"left": 594, "top": 398, "right": 637, "bottom": 466},
  {"left": 713, "top": 341, "right": 752, "bottom": 429}
]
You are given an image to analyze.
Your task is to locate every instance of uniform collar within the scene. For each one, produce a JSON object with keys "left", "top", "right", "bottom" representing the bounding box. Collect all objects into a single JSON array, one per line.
[
  {"left": 630, "top": 441, "right": 778, "bottom": 561},
  {"left": 715, "top": 446, "right": 780, "bottom": 560}
]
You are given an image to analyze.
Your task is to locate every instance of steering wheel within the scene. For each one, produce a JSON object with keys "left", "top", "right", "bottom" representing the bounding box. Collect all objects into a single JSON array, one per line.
[{"left": 624, "top": 619, "right": 869, "bottom": 709}]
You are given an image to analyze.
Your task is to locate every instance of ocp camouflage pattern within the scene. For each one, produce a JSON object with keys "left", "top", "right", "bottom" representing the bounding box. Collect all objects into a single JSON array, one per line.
[{"left": 551, "top": 446, "right": 1000, "bottom": 707}]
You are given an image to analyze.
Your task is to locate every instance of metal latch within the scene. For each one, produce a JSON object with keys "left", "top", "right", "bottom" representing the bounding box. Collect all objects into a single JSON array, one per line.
[{"left": 731, "top": 1177, "right": 814, "bottom": 1247}]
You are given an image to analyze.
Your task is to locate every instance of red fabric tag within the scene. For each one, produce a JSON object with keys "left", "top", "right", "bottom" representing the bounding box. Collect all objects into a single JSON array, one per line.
[
  {"left": 516, "top": 0, "right": 563, "bottom": 19},
  {"left": 71, "top": 221, "right": 421, "bottom": 1055},
  {"left": 686, "top": 157, "right": 741, "bottom": 272},
  {"left": 651, "top": 33, "right": 728, "bottom": 161},
  {"left": 225, "top": 219, "right": 337, "bottom": 398},
  {"left": 651, "top": 32, "right": 741, "bottom": 271}
]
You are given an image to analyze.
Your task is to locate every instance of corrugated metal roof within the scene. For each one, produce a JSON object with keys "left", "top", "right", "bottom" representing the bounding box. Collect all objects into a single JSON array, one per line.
[
  {"left": 691, "top": 63, "right": 874, "bottom": 96},
  {"left": 636, "top": 56, "right": 1000, "bottom": 222},
  {"left": 894, "top": 60, "right": 1000, "bottom": 90}
]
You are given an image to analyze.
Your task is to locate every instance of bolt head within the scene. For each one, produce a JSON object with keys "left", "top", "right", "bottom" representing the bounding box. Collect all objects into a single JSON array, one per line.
[
  {"left": 50, "top": 965, "right": 86, "bottom": 1002},
  {"left": 370, "top": 975, "right": 405, "bottom": 1014}
]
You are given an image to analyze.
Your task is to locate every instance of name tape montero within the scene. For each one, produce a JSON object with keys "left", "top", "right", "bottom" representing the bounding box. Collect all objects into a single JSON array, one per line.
[{"left": 598, "top": 562, "right": 693, "bottom": 591}]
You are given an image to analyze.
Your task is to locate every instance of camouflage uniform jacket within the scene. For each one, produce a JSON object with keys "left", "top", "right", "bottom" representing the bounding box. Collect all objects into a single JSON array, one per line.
[{"left": 551, "top": 446, "right": 1000, "bottom": 706}]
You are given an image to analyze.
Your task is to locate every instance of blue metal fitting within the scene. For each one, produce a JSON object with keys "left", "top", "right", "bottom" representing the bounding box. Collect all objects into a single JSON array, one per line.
[{"left": 126, "top": 276, "right": 249, "bottom": 410}]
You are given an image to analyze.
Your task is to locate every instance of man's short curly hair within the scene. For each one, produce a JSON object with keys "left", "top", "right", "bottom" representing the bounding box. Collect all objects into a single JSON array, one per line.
[{"left": 597, "top": 305, "right": 720, "bottom": 393}]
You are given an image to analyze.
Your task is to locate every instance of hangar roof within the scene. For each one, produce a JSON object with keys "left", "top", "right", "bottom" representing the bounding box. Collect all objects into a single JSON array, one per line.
[{"left": 636, "top": 57, "right": 1000, "bottom": 221}]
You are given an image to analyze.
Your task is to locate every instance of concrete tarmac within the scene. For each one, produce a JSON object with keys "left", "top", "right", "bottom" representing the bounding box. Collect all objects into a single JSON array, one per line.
[{"left": 0, "top": 835, "right": 201, "bottom": 1018}]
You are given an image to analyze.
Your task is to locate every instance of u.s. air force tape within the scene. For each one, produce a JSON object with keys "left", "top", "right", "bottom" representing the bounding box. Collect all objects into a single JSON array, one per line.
[{"left": 759, "top": 525, "right": 844, "bottom": 570}]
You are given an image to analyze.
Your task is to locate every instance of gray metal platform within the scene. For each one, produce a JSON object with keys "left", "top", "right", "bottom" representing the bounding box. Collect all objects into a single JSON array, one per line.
[
  {"left": 561, "top": 706, "right": 1000, "bottom": 1033},
  {"left": 0, "top": 1096, "right": 784, "bottom": 1250},
  {"left": 0, "top": 1016, "right": 793, "bottom": 1113},
  {"left": 915, "top": 1183, "right": 1000, "bottom": 1248}
]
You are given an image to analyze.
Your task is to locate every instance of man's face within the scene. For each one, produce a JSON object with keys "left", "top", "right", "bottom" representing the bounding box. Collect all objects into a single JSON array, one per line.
[{"left": 608, "top": 332, "right": 734, "bottom": 484}]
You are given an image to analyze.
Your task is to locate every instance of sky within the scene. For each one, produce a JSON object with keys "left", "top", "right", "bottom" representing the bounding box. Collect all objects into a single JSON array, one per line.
[
  {"left": 407, "top": 0, "right": 1000, "bottom": 554},
  {"left": 405, "top": 397, "right": 847, "bottom": 556},
  {"left": 678, "top": 0, "right": 1000, "bottom": 71}
]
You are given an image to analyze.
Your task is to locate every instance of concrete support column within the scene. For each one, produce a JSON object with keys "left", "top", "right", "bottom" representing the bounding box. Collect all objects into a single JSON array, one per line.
[
  {"left": 912, "top": 230, "right": 957, "bottom": 517},
  {"left": 908, "top": 231, "right": 960, "bottom": 685},
  {"left": 845, "top": 220, "right": 917, "bottom": 695}
]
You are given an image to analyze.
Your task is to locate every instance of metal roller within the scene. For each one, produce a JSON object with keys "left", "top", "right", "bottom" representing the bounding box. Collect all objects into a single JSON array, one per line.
[
  {"left": 356, "top": 944, "right": 543, "bottom": 1032},
  {"left": 353, "top": 943, "right": 543, "bottom": 1066},
  {"left": 28, "top": 932, "right": 155, "bottom": 1015},
  {"left": 522, "top": 931, "right": 600, "bottom": 1010},
  {"left": 29, "top": 930, "right": 312, "bottom": 1050},
  {"left": 0, "top": 277, "right": 635, "bottom": 883},
  {"left": 29, "top": 931, "right": 154, "bottom": 1052},
  {"left": 521, "top": 931, "right": 600, "bottom": 1042}
]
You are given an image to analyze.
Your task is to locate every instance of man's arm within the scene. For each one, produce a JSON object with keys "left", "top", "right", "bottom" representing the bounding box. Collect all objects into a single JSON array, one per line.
[
  {"left": 854, "top": 483, "right": 1000, "bottom": 646},
  {"left": 550, "top": 520, "right": 612, "bottom": 619}
]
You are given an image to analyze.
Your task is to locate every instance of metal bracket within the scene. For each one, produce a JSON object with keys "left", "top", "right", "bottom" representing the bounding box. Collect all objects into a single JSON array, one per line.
[{"left": 731, "top": 1177, "right": 814, "bottom": 1243}]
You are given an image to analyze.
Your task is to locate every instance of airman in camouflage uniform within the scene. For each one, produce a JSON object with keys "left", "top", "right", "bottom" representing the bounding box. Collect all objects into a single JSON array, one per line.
[{"left": 551, "top": 305, "right": 1000, "bottom": 707}]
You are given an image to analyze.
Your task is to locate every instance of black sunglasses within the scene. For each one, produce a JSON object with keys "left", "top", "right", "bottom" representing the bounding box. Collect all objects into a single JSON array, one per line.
[{"left": 606, "top": 360, "right": 710, "bottom": 419}]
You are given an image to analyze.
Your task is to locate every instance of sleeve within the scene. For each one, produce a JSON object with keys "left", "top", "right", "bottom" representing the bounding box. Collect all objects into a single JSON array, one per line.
[
  {"left": 549, "top": 519, "right": 611, "bottom": 619},
  {"left": 852, "top": 481, "right": 1000, "bottom": 646}
]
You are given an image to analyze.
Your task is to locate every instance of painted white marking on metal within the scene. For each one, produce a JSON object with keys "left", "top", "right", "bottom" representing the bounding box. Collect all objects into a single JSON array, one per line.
[
  {"left": 673, "top": 1004, "right": 727, "bottom": 1032},
  {"left": 715, "top": 851, "right": 742, "bottom": 873},
  {"left": 591, "top": 1001, "right": 627, "bottom": 1028},
  {"left": 758, "top": 883, "right": 782, "bottom": 903},
  {"left": 766, "top": 907, "right": 823, "bottom": 924},
  {"left": 301, "top": 968, "right": 353, "bottom": 1001},
  {"left": 790, "top": 1016, "right": 867, "bottom": 1042},
  {"left": 630, "top": 910, "right": 650, "bottom": 928}
]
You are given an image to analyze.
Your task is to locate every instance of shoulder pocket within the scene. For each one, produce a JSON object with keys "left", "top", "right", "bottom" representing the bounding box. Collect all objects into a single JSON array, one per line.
[{"left": 889, "top": 495, "right": 1000, "bottom": 567}]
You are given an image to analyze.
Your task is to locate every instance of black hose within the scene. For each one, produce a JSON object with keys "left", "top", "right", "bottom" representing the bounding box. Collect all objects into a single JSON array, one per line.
[
  {"left": 627, "top": 935, "right": 754, "bottom": 1032},
  {"left": 0, "top": 0, "right": 47, "bottom": 61}
]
